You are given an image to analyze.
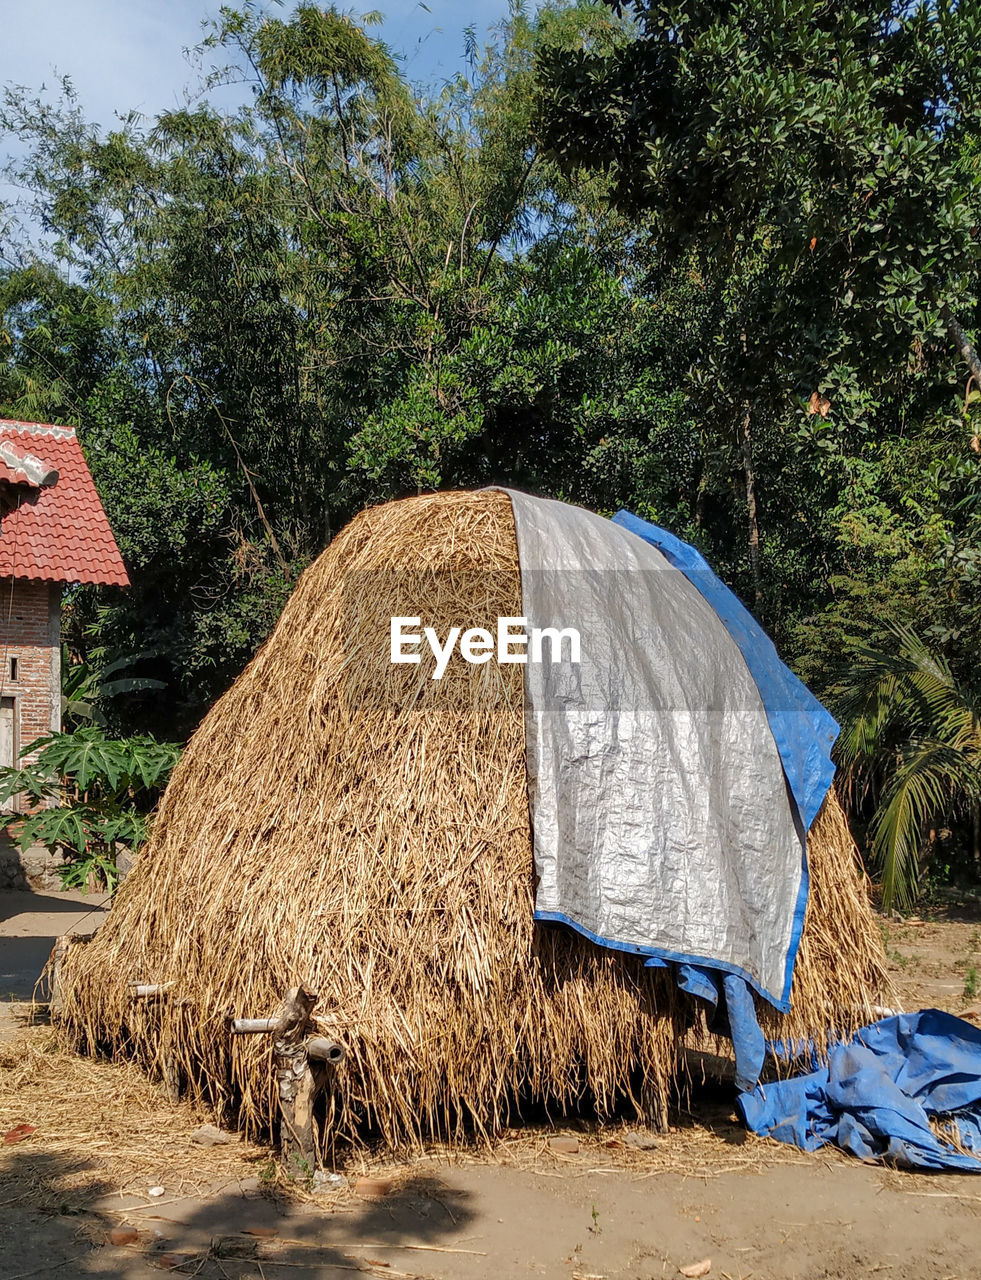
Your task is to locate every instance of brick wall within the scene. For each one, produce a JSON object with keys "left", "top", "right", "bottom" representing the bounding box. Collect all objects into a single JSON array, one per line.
[
  {"left": 0, "top": 577, "right": 61, "bottom": 766},
  {"left": 0, "top": 577, "right": 60, "bottom": 885}
]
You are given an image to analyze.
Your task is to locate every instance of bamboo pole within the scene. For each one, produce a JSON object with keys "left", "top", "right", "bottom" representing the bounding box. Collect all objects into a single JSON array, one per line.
[{"left": 230, "top": 1017, "right": 279, "bottom": 1034}]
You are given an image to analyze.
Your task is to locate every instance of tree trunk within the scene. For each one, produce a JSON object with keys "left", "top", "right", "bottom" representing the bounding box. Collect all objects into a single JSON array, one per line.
[
  {"left": 943, "top": 304, "right": 981, "bottom": 388},
  {"left": 694, "top": 456, "right": 708, "bottom": 529},
  {"left": 739, "top": 400, "right": 762, "bottom": 614},
  {"left": 272, "top": 984, "right": 321, "bottom": 1174},
  {"left": 942, "top": 306, "right": 981, "bottom": 450}
]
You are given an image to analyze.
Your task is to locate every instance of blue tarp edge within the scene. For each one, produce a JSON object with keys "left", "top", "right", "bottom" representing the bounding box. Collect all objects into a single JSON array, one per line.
[
  {"left": 610, "top": 510, "right": 839, "bottom": 832},
  {"left": 533, "top": 909, "right": 793, "bottom": 1014}
]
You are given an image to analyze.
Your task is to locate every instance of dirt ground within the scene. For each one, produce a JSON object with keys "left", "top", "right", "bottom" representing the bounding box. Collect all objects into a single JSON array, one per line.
[{"left": 3, "top": 892, "right": 981, "bottom": 1280}]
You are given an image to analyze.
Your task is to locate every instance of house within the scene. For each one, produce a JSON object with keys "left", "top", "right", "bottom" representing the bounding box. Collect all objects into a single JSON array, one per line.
[{"left": 0, "top": 420, "right": 128, "bottom": 887}]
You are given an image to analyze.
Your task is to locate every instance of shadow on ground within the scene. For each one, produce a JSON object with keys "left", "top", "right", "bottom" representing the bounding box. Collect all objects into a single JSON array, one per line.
[
  {"left": 0, "top": 1146, "right": 476, "bottom": 1279},
  {"left": 0, "top": 890, "right": 107, "bottom": 1002}
]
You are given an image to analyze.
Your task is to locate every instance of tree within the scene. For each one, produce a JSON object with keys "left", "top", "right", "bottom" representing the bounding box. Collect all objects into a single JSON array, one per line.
[
  {"left": 537, "top": 0, "right": 981, "bottom": 615},
  {"left": 835, "top": 627, "right": 981, "bottom": 910},
  {"left": 0, "top": 263, "right": 113, "bottom": 423},
  {"left": 3, "top": 3, "right": 696, "bottom": 730}
]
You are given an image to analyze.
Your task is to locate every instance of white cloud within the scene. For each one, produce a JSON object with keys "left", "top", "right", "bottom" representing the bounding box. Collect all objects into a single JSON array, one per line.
[
  {"left": 2, "top": 0, "right": 512, "bottom": 129},
  {"left": 3, "top": 0, "right": 226, "bottom": 127}
]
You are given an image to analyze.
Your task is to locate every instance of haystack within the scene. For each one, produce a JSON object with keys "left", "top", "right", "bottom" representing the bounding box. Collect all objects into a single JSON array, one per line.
[{"left": 57, "top": 490, "right": 888, "bottom": 1154}]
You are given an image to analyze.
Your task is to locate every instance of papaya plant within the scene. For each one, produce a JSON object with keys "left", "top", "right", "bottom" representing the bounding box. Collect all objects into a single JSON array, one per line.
[{"left": 0, "top": 727, "right": 181, "bottom": 891}]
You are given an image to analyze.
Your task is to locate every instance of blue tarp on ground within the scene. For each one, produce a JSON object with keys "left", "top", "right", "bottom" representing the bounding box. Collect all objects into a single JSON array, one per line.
[
  {"left": 739, "top": 1010, "right": 981, "bottom": 1172},
  {"left": 611, "top": 511, "right": 838, "bottom": 832}
]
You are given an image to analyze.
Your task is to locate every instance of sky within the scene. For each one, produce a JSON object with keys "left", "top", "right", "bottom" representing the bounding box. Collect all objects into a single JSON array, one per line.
[
  {"left": 1, "top": 0, "right": 513, "bottom": 240},
  {"left": 2, "top": 0, "right": 512, "bottom": 140}
]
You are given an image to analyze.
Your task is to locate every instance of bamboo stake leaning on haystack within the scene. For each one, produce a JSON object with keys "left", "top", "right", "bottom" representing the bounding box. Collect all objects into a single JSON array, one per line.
[{"left": 52, "top": 490, "right": 890, "bottom": 1161}]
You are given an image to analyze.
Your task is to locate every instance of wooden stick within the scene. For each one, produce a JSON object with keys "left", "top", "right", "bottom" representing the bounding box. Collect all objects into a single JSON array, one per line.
[
  {"left": 162, "top": 1053, "right": 181, "bottom": 1103},
  {"left": 129, "top": 983, "right": 174, "bottom": 998},
  {"left": 350, "top": 1243, "right": 487, "bottom": 1255},
  {"left": 48, "top": 933, "right": 87, "bottom": 1017},
  {"left": 307, "top": 1036, "right": 346, "bottom": 1065},
  {"left": 230, "top": 1017, "right": 279, "bottom": 1034},
  {"left": 226, "top": 989, "right": 346, "bottom": 1167},
  {"left": 273, "top": 985, "right": 321, "bottom": 1172}
]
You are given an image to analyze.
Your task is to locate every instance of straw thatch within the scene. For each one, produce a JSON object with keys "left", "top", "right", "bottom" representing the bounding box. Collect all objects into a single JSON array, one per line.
[{"left": 57, "top": 490, "right": 888, "bottom": 1155}]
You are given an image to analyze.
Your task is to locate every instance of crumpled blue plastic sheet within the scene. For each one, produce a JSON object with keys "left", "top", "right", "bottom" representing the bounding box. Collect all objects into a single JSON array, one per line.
[
  {"left": 643, "top": 958, "right": 766, "bottom": 1092},
  {"left": 738, "top": 1009, "right": 981, "bottom": 1171}
]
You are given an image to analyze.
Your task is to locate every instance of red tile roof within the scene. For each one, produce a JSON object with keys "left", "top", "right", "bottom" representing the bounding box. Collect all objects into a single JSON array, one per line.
[
  {"left": 0, "top": 421, "right": 129, "bottom": 587},
  {"left": 0, "top": 460, "right": 34, "bottom": 486},
  {"left": 0, "top": 437, "right": 59, "bottom": 487}
]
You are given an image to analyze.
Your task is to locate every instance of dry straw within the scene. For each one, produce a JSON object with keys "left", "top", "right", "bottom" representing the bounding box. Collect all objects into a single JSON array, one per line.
[
  {"left": 0, "top": 1025, "right": 267, "bottom": 1204},
  {"left": 57, "top": 490, "right": 888, "bottom": 1156}
]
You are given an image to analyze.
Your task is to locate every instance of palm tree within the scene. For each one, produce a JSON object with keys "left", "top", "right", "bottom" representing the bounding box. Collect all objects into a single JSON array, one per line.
[
  {"left": 61, "top": 646, "right": 165, "bottom": 730},
  {"left": 834, "top": 625, "right": 981, "bottom": 912}
]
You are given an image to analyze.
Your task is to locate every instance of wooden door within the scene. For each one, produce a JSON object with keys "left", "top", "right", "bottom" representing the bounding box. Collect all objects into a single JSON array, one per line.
[{"left": 0, "top": 696, "right": 16, "bottom": 812}]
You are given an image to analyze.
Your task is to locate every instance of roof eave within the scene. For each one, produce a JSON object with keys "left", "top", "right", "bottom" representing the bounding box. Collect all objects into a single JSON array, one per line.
[{"left": 2, "top": 569, "right": 131, "bottom": 588}]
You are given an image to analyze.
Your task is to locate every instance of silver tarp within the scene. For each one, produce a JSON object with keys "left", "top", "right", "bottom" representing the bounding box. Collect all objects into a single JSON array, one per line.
[{"left": 505, "top": 489, "right": 805, "bottom": 1006}]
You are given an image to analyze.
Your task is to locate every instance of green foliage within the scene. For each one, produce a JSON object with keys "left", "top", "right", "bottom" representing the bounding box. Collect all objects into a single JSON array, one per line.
[
  {"left": 4, "top": 3, "right": 981, "bottom": 904},
  {"left": 834, "top": 627, "right": 981, "bottom": 910},
  {"left": 539, "top": 0, "right": 981, "bottom": 330},
  {"left": 538, "top": 0, "right": 981, "bottom": 612},
  {"left": 348, "top": 243, "right": 700, "bottom": 511},
  {"left": 0, "top": 263, "right": 114, "bottom": 422},
  {"left": 61, "top": 644, "right": 166, "bottom": 730},
  {"left": 965, "top": 966, "right": 979, "bottom": 1002},
  {"left": 0, "top": 728, "right": 181, "bottom": 891}
]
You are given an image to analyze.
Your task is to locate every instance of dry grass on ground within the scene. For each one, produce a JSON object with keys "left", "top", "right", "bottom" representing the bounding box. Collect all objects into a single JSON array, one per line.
[
  {"left": 0, "top": 1019, "right": 270, "bottom": 1209},
  {"left": 1, "top": 1015, "right": 834, "bottom": 1221}
]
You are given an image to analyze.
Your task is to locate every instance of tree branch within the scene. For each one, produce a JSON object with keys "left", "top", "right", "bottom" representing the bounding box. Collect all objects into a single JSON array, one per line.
[{"left": 943, "top": 303, "right": 981, "bottom": 387}]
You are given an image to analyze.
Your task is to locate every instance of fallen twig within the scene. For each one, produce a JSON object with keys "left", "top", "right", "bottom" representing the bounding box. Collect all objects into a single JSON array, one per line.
[{"left": 351, "top": 1242, "right": 486, "bottom": 1255}]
